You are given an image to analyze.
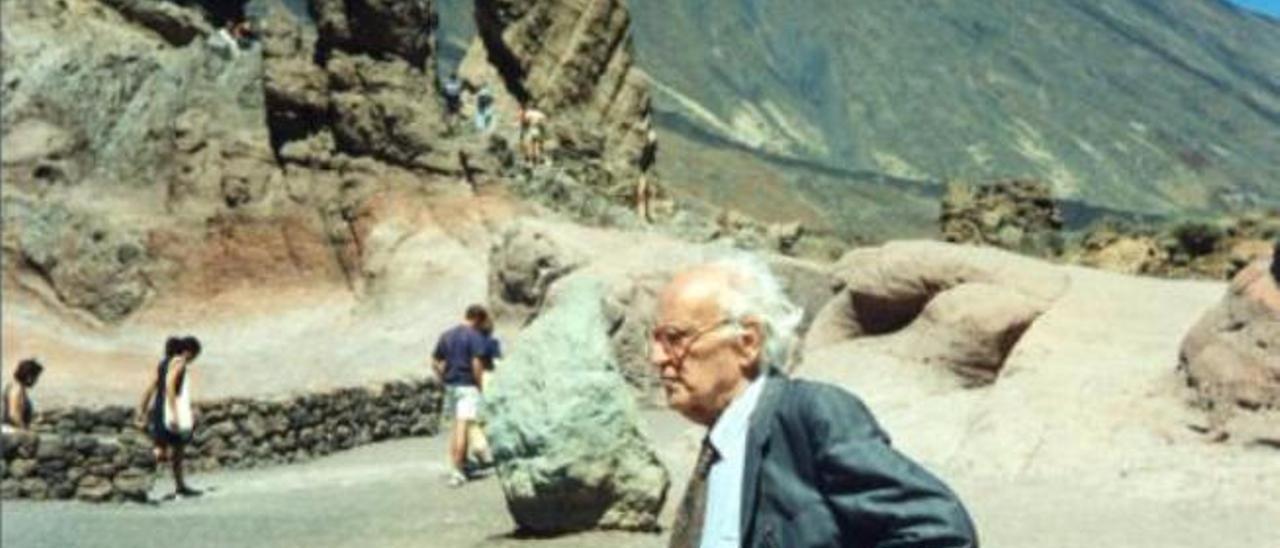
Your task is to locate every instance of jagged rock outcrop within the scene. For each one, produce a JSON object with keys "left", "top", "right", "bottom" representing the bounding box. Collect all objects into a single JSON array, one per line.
[
  {"left": 486, "top": 277, "right": 668, "bottom": 533},
  {"left": 1066, "top": 214, "right": 1280, "bottom": 280},
  {"left": 804, "top": 240, "right": 1069, "bottom": 385},
  {"left": 460, "top": 0, "right": 653, "bottom": 171},
  {"left": 263, "top": 0, "right": 446, "bottom": 168},
  {"left": 936, "top": 178, "right": 1279, "bottom": 281},
  {"left": 311, "top": 0, "right": 437, "bottom": 68},
  {"left": 0, "top": 0, "right": 297, "bottom": 321},
  {"left": 98, "top": 0, "right": 214, "bottom": 46},
  {"left": 1178, "top": 251, "right": 1280, "bottom": 442},
  {"left": 940, "top": 179, "right": 1063, "bottom": 255},
  {"left": 2, "top": 0, "right": 464, "bottom": 322},
  {"left": 1, "top": 0, "right": 269, "bottom": 192}
]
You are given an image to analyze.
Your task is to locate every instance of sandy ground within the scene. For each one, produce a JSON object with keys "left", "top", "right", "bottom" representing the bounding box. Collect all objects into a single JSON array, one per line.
[
  {"left": 800, "top": 264, "right": 1280, "bottom": 547},
  {"left": 0, "top": 190, "right": 520, "bottom": 407}
]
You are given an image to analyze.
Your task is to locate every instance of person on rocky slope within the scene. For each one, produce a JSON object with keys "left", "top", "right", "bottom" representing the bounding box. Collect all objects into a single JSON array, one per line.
[
  {"left": 466, "top": 316, "right": 502, "bottom": 471},
  {"left": 518, "top": 101, "right": 549, "bottom": 166},
  {"left": 1271, "top": 240, "right": 1279, "bottom": 283},
  {"left": 475, "top": 83, "right": 496, "bottom": 133},
  {"left": 636, "top": 128, "right": 659, "bottom": 222},
  {"left": 442, "top": 71, "right": 464, "bottom": 129},
  {"left": 653, "top": 258, "right": 977, "bottom": 548}
]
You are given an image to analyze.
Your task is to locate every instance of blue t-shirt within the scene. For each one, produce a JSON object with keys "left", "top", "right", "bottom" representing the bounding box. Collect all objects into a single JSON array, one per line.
[{"left": 433, "top": 325, "right": 487, "bottom": 386}]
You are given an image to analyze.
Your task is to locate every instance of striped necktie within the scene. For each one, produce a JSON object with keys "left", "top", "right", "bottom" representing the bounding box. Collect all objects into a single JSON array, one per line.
[{"left": 668, "top": 439, "right": 720, "bottom": 548}]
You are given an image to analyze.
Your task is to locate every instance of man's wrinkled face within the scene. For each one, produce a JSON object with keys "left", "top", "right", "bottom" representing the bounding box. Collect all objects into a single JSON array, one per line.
[{"left": 650, "top": 269, "right": 760, "bottom": 426}]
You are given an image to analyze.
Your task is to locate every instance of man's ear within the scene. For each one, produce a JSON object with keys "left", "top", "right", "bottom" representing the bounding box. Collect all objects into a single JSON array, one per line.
[{"left": 737, "top": 317, "right": 765, "bottom": 365}]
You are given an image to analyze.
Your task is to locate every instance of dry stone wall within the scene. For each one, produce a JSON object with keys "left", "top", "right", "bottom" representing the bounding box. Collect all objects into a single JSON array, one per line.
[{"left": 1, "top": 379, "right": 441, "bottom": 502}]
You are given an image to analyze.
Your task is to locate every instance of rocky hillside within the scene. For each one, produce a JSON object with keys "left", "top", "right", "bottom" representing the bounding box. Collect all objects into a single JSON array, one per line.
[
  {"left": 0, "top": 0, "right": 657, "bottom": 328},
  {"left": 630, "top": 0, "right": 1280, "bottom": 233}
]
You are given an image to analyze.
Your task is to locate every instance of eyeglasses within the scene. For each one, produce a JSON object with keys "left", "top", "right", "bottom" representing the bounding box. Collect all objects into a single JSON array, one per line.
[{"left": 650, "top": 318, "right": 734, "bottom": 369}]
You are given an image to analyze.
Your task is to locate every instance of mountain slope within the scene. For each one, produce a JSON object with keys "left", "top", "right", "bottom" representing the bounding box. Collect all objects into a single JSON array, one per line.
[{"left": 629, "top": 0, "right": 1280, "bottom": 229}]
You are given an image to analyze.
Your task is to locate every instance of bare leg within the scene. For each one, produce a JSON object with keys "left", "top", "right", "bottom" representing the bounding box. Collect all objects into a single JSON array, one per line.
[
  {"left": 636, "top": 177, "right": 650, "bottom": 222},
  {"left": 450, "top": 419, "right": 470, "bottom": 475},
  {"left": 172, "top": 444, "right": 200, "bottom": 496}
]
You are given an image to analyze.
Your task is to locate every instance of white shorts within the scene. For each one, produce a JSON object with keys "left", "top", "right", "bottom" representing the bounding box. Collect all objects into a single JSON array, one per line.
[{"left": 444, "top": 385, "right": 481, "bottom": 421}]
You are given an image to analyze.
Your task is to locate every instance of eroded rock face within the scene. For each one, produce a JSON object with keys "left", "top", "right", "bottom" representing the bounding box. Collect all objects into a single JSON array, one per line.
[
  {"left": 804, "top": 240, "right": 1069, "bottom": 384},
  {"left": 487, "top": 221, "right": 588, "bottom": 323},
  {"left": 312, "top": 0, "right": 436, "bottom": 68},
  {"left": 462, "top": 0, "right": 653, "bottom": 169},
  {"left": 99, "top": 0, "right": 214, "bottom": 47},
  {"left": 263, "top": 0, "right": 445, "bottom": 168},
  {"left": 486, "top": 277, "right": 668, "bottom": 533},
  {"left": 2, "top": 199, "right": 153, "bottom": 323},
  {"left": 1179, "top": 254, "right": 1280, "bottom": 441},
  {"left": 0, "top": 0, "right": 287, "bottom": 321}
]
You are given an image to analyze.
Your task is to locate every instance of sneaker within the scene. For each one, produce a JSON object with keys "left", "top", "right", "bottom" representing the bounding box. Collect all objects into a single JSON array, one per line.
[
  {"left": 175, "top": 486, "right": 204, "bottom": 499},
  {"left": 446, "top": 470, "right": 467, "bottom": 488}
]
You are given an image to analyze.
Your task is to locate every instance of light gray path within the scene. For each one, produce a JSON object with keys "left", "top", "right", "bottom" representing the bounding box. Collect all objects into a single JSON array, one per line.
[
  {"left": 4, "top": 408, "right": 1276, "bottom": 548},
  {"left": 1, "top": 411, "right": 694, "bottom": 548}
]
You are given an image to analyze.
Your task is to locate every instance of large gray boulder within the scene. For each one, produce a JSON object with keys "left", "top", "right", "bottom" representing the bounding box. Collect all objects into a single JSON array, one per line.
[{"left": 486, "top": 277, "right": 668, "bottom": 533}]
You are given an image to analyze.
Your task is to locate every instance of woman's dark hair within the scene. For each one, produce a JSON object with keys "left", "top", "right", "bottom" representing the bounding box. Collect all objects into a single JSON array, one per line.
[
  {"left": 164, "top": 337, "right": 183, "bottom": 358},
  {"left": 14, "top": 359, "right": 43, "bottom": 386},
  {"left": 477, "top": 316, "right": 494, "bottom": 336},
  {"left": 181, "top": 336, "right": 202, "bottom": 359}
]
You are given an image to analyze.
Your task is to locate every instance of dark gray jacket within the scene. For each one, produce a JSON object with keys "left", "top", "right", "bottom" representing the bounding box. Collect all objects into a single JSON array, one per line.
[{"left": 739, "top": 372, "right": 978, "bottom": 547}]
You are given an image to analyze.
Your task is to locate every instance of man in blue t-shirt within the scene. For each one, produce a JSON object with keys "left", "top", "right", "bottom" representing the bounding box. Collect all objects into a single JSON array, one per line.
[{"left": 431, "top": 304, "right": 490, "bottom": 486}]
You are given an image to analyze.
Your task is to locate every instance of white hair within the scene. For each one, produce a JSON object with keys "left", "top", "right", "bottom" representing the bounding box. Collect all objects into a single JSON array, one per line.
[{"left": 704, "top": 254, "right": 804, "bottom": 371}]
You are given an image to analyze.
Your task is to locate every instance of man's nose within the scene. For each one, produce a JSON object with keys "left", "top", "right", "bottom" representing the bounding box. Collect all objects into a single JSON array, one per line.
[{"left": 649, "top": 338, "right": 672, "bottom": 368}]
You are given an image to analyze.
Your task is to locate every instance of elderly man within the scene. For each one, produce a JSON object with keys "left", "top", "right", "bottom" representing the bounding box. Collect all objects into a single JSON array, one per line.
[{"left": 652, "top": 258, "right": 977, "bottom": 548}]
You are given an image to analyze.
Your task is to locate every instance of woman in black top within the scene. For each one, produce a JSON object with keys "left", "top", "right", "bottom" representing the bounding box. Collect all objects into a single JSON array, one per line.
[
  {"left": 2, "top": 359, "right": 43, "bottom": 430},
  {"left": 136, "top": 336, "right": 203, "bottom": 498}
]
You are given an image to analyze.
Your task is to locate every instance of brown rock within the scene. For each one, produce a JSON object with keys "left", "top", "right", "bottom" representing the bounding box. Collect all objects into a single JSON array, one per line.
[
  {"left": 1077, "top": 234, "right": 1167, "bottom": 275},
  {"left": 1180, "top": 256, "right": 1280, "bottom": 440},
  {"left": 881, "top": 283, "right": 1046, "bottom": 384},
  {"left": 311, "top": 0, "right": 436, "bottom": 68},
  {"left": 803, "top": 240, "right": 1068, "bottom": 383},
  {"left": 940, "top": 179, "right": 1062, "bottom": 254},
  {"left": 262, "top": 1, "right": 443, "bottom": 168},
  {"left": 99, "top": 0, "right": 212, "bottom": 47}
]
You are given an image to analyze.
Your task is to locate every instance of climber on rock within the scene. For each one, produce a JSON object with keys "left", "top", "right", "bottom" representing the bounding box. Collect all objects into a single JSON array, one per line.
[
  {"left": 474, "top": 83, "right": 496, "bottom": 133},
  {"left": 442, "top": 71, "right": 464, "bottom": 130},
  {"left": 518, "top": 101, "right": 548, "bottom": 167},
  {"left": 635, "top": 128, "right": 658, "bottom": 222}
]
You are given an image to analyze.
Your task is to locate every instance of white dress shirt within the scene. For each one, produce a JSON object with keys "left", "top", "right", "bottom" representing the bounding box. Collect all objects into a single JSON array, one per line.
[{"left": 700, "top": 375, "right": 768, "bottom": 548}]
